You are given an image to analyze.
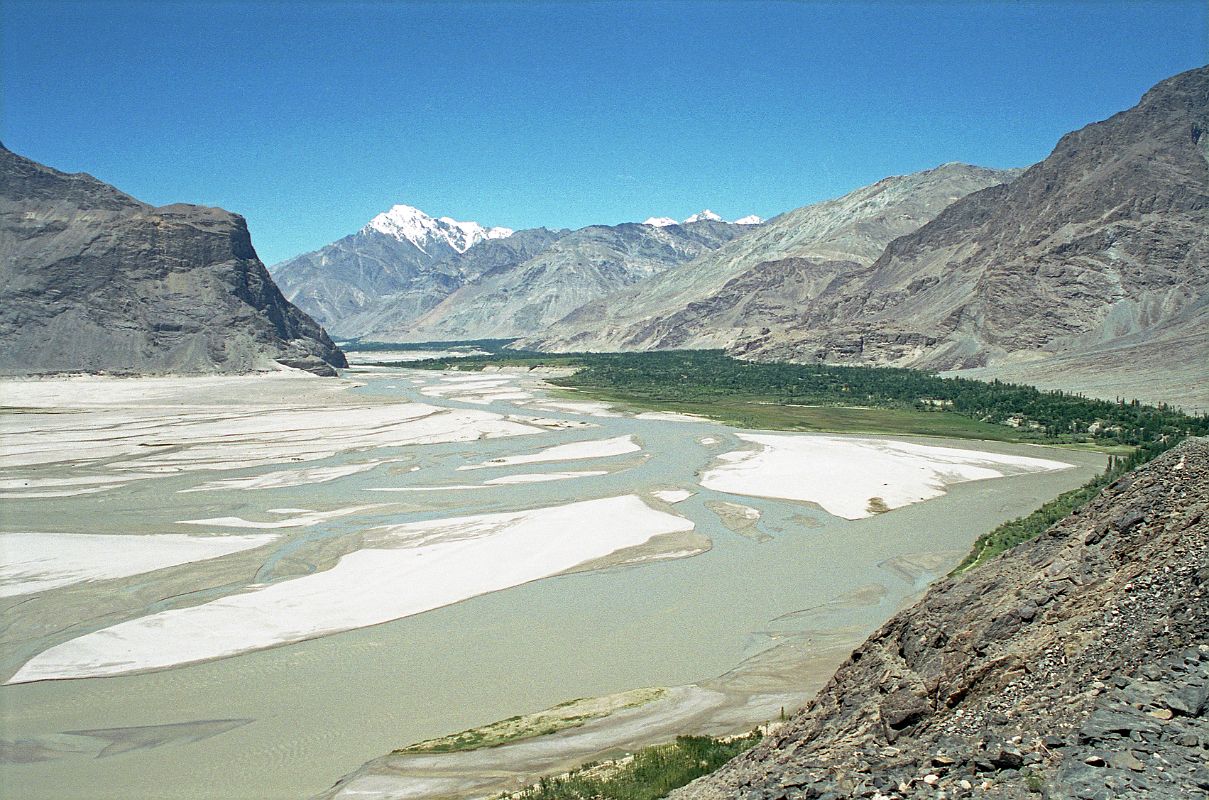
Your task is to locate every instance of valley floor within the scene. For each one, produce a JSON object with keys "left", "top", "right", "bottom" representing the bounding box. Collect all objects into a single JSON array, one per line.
[{"left": 0, "top": 362, "right": 1103, "bottom": 799}]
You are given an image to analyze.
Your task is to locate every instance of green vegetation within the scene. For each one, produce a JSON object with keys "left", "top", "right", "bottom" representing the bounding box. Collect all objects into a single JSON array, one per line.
[
  {"left": 405, "top": 349, "right": 1208, "bottom": 452},
  {"left": 398, "top": 348, "right": 1209, "bottom": 570},
  {"left": 952, "top": 439, "right": 1175, "bottom": 573},
  {"left": 507, "top": 733, "right": 761, "bottom": 800},
  {"left": 396, "top": 689, "right": 667, "bottom": 754}
]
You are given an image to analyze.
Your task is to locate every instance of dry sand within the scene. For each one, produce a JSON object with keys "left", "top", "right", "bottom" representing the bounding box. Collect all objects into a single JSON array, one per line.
[
  {"left": 0, "top": 532, "right": 279, "bottom": 598},
  {"left": 8, "top": 496, "right": 693, "bottom": 683},
  {"left": 702, "top": 433, "right": 1073, "bottom": 519},
  {"left": 458, "top": 435, "right": 640, "bottom": 471}
]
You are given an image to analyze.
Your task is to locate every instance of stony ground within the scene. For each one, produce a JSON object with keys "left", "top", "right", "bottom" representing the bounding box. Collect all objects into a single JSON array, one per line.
[{"left": 674, "top": 438, "right": 1209, "bottom": 800}]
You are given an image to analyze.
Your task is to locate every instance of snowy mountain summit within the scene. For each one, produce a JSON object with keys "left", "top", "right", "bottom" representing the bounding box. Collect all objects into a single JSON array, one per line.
[
  {"left": 643, "top": 210, "right": 762, "bottom": 227},
  {"left": 364, "top": 204, "right": 513, "bottom": 254},
  {"left": 683, "top": 209, "right": 723, "bottom": 223}
]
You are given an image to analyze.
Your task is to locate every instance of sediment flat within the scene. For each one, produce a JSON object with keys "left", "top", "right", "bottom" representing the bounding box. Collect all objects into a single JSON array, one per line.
[{"left": 0, "top": 365, "right": 1105, "bottom": 800}]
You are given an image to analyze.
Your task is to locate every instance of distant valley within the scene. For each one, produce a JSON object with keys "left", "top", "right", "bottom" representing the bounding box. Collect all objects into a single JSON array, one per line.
[
  {"left": 2, "top": 53, "right": 1206, "bottom": 800},
  {"left": 5, "top": 68, "right": 1203, "bottom": 412},
  {"left": 265, "top": 66, "right": 1207, "bottom": 412}
]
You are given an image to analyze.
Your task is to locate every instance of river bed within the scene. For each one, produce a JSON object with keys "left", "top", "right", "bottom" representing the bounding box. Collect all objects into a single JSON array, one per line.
[{"left": 0, "top": 364, "right": 1104, "bottom": 799}]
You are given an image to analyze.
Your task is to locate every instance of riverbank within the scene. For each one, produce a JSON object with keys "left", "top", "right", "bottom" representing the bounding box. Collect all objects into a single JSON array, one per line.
[{"left": 1, "top": 364, "right": 1104, "bottom": 799}]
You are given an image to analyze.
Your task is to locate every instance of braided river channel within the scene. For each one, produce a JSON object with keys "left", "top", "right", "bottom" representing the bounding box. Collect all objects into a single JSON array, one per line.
[{"left": 0, "top": 358, "right": 1104, "bottom": 799}]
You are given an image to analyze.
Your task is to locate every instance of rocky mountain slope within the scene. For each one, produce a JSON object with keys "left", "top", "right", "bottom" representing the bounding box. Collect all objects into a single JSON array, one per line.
[
  {"left": 733, "top": 66, "right": 1209, "bottom": 409},
  {"left": 269, "top": 204, "right": 566, "bottom": 338},
  {"left": 372, "top": 217, "right": 751, "bottom": 342},
  {"left": 521, "top": 163, "right": 1017, "bottom": 352},
  {"left": 674, "top": 437, "right": 1209, "bottom": 800},
  {"left": 0, "top": 145, "right": 346, "bottom": 376}
]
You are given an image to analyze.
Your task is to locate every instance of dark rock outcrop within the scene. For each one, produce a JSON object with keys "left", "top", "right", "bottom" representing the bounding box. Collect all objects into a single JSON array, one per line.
[
  {"left": 674, "top": 438, "right": 1209, "bottom": 799},
  {"left": 0, "top": 144, "right": 346, "bottom": 376}
]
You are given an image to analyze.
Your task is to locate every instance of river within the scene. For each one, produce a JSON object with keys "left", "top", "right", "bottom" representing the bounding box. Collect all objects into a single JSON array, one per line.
[{"left": 0, "top": 363, "right": 1104, "bottom": 799}]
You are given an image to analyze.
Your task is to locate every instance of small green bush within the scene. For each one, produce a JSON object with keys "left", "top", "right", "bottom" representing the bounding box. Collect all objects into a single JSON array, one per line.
[{"left": 508, "top": 733, "right": 760, "bottom": 800}]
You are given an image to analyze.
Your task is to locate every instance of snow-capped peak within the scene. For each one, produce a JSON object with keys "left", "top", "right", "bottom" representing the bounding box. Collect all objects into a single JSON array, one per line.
[
  {"left": 364, "top": 204, "right": 513, "bottom": 254},
  {"left": 644, "top": 210, "right": 762, "bottom": 226}
]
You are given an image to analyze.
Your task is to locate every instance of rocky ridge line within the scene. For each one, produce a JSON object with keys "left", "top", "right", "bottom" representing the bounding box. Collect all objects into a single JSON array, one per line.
[{"left": 0, "top": 144, "right": 346, "bottom": 377}]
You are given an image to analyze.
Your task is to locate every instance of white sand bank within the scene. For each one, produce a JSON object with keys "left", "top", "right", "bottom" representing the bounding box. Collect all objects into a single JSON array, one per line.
[
  {"left": 505, "top": 415, "right": 596, "bottom": 430},
  {"left": 178, "top": 461, "right": 398, "bottom": 493},
  {"left": 635, "top": 411, "right": 710, "bottom": 423},
  {"left": 651, "top": 489, "right": 694, "bottom": 504},
  {"left": 419, "top": 376, "right": 535, "bottom": 405},
  {"left": 0, "top": 532, "right": 278, "bottom": 598},
  {"left": 421, "top": 379, "right": 513, "bottom": 395},
  {"left": 483, "top": 471, "right": 608, "bottom": 485},
  {"left": 526, "top": 400, "right": 621, "bottom": 417},
  {"left": 177, "top": 505, "right": 386, "bottom": 529},
  {"left": 0, "top": 375, "right": 539, "bottom": 472},
  {"left": 458, "top": 435, "right": 640, "bottom": 471},
  {"left": 0, "top": 475, "right": 141, "bottom": 490},
  {"left": 702, "top": 434, "right": 1073, "bottom": 520},
  {"left": 436, "top": 372, "right": 509, "bottom": 382},
  {"left": 115, "top": 405, "right": 537, "bottom": 473},
  {"left": 9, "top": 496, "right": 693, "bottom": 683},
  {"left": 0, "top": 473, "right": 157, "bottom": 498}
]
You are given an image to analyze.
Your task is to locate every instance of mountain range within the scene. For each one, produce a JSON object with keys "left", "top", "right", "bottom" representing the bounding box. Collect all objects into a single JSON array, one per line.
[
  {"left": 269, "top": 207, "right": 756, "bottom": 341},
  {"left": 0, "top": 144, "right": 345, "bottom": 377},
  {"left": 520, "top": 163, "right": 1019, "bottom": 353},
  {"left": 727, "top": 65, "right": 1208, "bottom": 412},
  {"left": 3, "top": 66, "right": 1203, "bottom": 409}
]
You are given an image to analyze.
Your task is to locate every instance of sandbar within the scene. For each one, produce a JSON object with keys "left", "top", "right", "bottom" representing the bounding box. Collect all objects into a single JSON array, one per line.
[
  {"left": 483, "top": 471, "right": 608, "bottom": 485},
  {"left": 177, "top": 505, "right": 387, "bottom": 529},
  {"left": 458, "top": 435, "right": 640, "bottom": 471},
  {"left": 178, "top": 461, "right": 399, "bottom": 493},
  {"left": 0, "top": 532, "right": 279, "bottom": 598},
  {"left": 9, "top": 495, "right": 693, "bottom": 683},
  {"left": 702, "top": 434, "right": 1073, "bottom": 520}
]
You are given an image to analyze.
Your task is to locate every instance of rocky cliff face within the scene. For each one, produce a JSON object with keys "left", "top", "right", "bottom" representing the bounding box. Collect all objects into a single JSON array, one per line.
[
  {"left": 735, "top": 67, "right": 1209, "bottom": 402},
  {"left": 674, "top": 437, "right": 1209, "bottom": 800},
  {"left": 0, "top": 145, "right": 346, "bottom": 376},
  {"left": 270, "top": 217, "right": 567, "bottom": 339},
  {"left": 521, "top": 164, "right": 1017, "bottom": 352},
  {"left": 372, "top": 218, "right": 751, "bottom": 342}
]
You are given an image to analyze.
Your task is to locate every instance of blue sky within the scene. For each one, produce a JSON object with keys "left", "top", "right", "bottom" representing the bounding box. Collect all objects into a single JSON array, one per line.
[{"left": 2, "top": 1, "right": 1205, "bottom": 265}]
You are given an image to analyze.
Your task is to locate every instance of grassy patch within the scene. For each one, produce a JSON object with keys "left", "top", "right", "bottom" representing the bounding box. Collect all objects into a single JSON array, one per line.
[
  {"left": 395, "top": 688, "right": 666, "bottom": 755},
  {"left": 507, "top": 732, "right": 761, "bottom": 800}
]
